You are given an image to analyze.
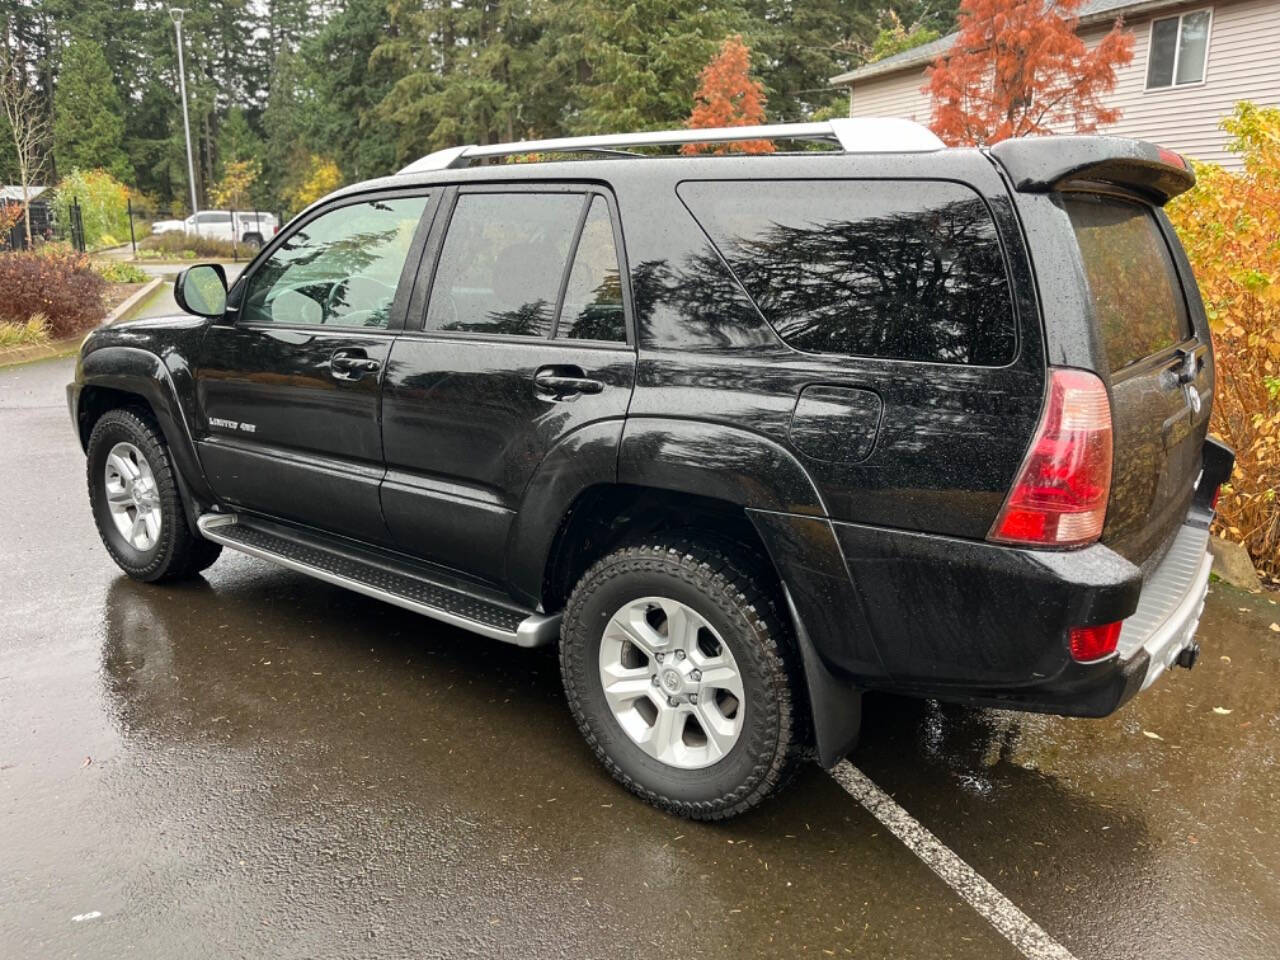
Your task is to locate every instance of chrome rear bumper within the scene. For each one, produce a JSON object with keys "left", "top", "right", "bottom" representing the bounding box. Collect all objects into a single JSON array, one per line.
[{"left": 1116, "top": 521, "right": 1212, "bottom": 691}]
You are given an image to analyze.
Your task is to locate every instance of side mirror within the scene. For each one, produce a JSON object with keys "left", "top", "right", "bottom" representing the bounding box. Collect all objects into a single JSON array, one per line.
[{"left": 174, "top": 263, "right": 228, "bottom": 318}]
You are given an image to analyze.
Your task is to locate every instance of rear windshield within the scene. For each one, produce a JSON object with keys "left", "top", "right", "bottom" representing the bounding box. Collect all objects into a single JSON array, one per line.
[{"left": 1063, "top": 195, "right": 1191, "bottom": 373}]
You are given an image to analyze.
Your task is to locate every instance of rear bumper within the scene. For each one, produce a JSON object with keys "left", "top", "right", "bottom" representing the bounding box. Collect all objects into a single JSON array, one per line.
[
  {"left": 1120, "top": 520, "right": 1212, "bottom": 693},
  {"left": 757, "top": 500, "right": 1218, "bottom": 720}
]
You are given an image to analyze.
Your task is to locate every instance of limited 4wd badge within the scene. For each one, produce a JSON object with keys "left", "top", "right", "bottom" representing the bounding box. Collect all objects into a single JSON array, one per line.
[{"left": 209, "top": 417, "right": 257, "bottom": 434}]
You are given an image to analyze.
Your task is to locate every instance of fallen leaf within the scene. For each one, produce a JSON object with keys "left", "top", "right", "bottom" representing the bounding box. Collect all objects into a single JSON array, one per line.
[
  {"left": 1213, "top": 707, "right": 1233, "bottom": 715},
  {"left": 1142, "top": 730, "right": 1164, "bottom": 741},
  {"left": 1270, "top": 623, "right": 1280, "bottom": 633},
  {"left": 1220, "top": 655, "right": 1232, "bottom": 664}
]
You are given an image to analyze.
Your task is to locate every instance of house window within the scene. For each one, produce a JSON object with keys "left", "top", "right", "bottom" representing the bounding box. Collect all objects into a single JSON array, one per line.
[{"left": 1146, "top": 9, "right": 1212, "bottom": 89}]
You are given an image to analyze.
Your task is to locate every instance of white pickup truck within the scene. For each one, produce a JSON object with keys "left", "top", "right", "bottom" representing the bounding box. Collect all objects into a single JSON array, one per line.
[{"left": 150, "top": 210, "right": 279, "bottom": 247}]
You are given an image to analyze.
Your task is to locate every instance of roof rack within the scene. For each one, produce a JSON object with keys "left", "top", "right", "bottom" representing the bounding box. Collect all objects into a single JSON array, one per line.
[{"left": 397, "top": 117, "right": 943, "bottom": 175}]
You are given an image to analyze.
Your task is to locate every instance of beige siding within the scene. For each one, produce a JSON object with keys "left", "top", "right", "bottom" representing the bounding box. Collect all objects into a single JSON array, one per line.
[
  {"left": 849, "top": 69, "right": 935, "bottom": 126},
  {"left": 1083, "top": 0, "right": 1280, "bottom": 168},
  {"left": 845, "top": 0, "right": 1280, "bottom": 170}
]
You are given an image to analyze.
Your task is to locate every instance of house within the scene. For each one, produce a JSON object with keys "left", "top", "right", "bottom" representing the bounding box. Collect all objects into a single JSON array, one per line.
[
  {"left": 1, "top": 184, "right": 52, "bottom": 249},
  {"left": 829, "top": 0, "right": 1280, "bottom": 170}
]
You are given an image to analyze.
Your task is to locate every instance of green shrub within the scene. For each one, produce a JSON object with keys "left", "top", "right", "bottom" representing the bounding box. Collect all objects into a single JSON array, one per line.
[
  {"left": 139, "top": 231, "right": 238, "bottom": 260},
  {"left": 52, "top": 169, "right": 131, "bottom": 249},
  {"left": 94, "top": 259, "right": 149, "bottom": 283},
  {"left": 0, "top": 249, "right": 106, "bottom": 338}
]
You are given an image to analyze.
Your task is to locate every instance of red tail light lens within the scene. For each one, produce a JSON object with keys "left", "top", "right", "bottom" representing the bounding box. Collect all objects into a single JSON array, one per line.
[
  {"left": 989, "top": 368, "right": 1113, "bottom": 547},
  {"left": 1209, "top": 485, "right": 1221, "bottom": 512},
  {"left": 1069, "top": 621, "right": 1121, "bottom": 662}
]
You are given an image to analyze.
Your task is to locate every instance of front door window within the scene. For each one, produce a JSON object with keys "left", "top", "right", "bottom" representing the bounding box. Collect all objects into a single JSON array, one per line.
[{"left": 242, "top": 195, "right": 429, "bottom": 329}]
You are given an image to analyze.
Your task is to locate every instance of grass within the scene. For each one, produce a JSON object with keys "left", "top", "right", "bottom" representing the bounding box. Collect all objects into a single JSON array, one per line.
[
  {"left": 94, "top": 259, "right": 149, "bottom": 283},
  {"left": 0, "top": 314, "right": 51, "bottom": 349}
]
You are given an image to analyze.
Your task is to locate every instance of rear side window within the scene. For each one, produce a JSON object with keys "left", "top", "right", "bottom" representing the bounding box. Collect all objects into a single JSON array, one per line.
[
  {"left": 678, "top": 179, "right": 1015, "bottom": 365},
  {"left": 558, "top": 197, "right": 626, "bottom": 342},
  {"left": 426, "top": 192, "right": 582, "bottom": 337},
  {"left": 1063, "top": 195, "right": 1190, "bottom": 372}
]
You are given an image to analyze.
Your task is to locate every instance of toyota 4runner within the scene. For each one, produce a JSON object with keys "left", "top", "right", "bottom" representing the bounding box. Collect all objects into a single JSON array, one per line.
[{"left": 69, "top": 118, "right": 1234, "bottom": 819}]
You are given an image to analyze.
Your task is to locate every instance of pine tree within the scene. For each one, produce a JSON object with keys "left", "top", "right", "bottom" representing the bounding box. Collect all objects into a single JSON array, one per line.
[
  {"left": 925, "top": 0, "right": 1134, "bottom": 146},
  {"left": 53, "top": 35, "right": 130, "bottom": 180},
  {"left": 682, "top": 35, "right": 773, "bottom": 155},
  {"left": 547, "top": 0, "right": 742, "bottom": 135}
]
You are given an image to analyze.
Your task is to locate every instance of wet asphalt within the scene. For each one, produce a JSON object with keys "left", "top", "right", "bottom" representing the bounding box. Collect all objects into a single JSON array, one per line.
[{"left": 2, "top": 355, "right": 1277, "bottom": 960}]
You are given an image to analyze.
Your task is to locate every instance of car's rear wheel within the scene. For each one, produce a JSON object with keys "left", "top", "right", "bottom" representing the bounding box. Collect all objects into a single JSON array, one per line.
[
  {"left": 87, "top": 408, "right": 222, "bottom": 582},
  {"left": 561, "top": 538, "right": 803, "bottom": 819}
]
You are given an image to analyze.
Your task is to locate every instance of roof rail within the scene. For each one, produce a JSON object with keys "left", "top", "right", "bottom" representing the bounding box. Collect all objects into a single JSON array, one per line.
[{"left": 397, "top": 117, "right": 943, "bottom": 175}]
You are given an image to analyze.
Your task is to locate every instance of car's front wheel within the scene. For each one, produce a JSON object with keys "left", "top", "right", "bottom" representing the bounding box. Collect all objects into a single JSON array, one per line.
[
  {"left": 560, "top": 538, "right": 803, "bottom": 819},
  {"left": 87, "top": 408, "right": 222, "bottom": 582}
]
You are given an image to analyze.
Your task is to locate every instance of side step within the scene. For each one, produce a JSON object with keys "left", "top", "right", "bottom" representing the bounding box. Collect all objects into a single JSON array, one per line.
[{"left": 197, "top": 513, "right": 560, "bottom": 648}]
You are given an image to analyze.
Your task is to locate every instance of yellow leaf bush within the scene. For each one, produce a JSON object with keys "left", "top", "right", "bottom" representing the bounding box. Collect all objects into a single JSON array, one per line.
[{"left": 1166, "top": 102, "right": 1280, "bottom": 579}]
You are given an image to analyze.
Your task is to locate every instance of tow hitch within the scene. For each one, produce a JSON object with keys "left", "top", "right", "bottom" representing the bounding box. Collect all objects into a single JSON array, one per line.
[{"left": 1175, "top": 642, "right": 1201, "bottom": 670}]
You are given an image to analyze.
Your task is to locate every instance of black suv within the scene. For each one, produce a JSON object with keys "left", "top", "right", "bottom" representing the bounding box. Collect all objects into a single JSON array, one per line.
[{"left": 70, "top": 120, "right": 1233, "bottom": 819}]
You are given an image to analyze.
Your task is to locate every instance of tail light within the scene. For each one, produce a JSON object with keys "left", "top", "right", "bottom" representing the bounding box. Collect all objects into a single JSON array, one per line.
[
  {"left": 1209, "top": 485, "right": 1222, "bottom": 512},
  {"left": 989, "top": 368, "right": 1113, "bottom": 547},
  {"left": 1069, "top": 621, "right": 1121, "bottom": 662},
  {"left": 273, "top": 225, "right": 279, "bottom": 235}
]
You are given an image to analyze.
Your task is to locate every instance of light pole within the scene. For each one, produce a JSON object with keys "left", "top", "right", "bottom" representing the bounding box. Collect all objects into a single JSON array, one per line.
[{"left": 169, "top": 8, "right": 200, "bottom": 233}]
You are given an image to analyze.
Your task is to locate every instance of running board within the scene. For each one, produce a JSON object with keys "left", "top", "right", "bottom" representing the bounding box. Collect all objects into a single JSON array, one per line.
[{"left": 197, "top": 513, "right": 560, "bottom": 648}]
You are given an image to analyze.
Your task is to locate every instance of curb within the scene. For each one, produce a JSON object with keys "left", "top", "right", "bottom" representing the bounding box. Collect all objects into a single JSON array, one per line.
[
  {"left": 105, "top": 277, "right": 163, "bottom": 325},
  {"left": 0, "top": 277, "right": 164, "bottom": 369}
]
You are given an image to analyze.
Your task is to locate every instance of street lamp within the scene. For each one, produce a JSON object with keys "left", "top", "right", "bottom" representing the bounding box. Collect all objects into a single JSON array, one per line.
[{"left": 169, "top": 8, "right": 200, "bottom": 233}]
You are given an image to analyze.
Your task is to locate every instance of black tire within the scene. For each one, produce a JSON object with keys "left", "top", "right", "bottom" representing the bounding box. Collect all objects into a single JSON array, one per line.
[
  {"left": 560, "top": 538, "right": 804, "bottom": 820},
  {"left": 87, "top": 408, "right": 222, "bottom": 582},
  {"left": 242, "top": 232, "right": 263, "bottom": 248}
]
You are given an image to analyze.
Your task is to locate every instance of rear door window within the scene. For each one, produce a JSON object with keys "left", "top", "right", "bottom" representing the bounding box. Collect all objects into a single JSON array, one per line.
[
  {"left": 556, "top": 196, "right": 626, "bottom": 343},
  {"left": 1063, "top": 194, "right": 1191, "bottom": 372},
  {"left": 425, "top": 192, "right": 584, "bottom": 337},
  {"left": 678, "top": 179, "right": 1016, "bottom": 365}
]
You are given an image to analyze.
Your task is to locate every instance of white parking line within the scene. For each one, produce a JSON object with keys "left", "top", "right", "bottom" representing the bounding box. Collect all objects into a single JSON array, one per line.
[{"left": 830, "top": 760, "right": 1078, "bottom": 960}]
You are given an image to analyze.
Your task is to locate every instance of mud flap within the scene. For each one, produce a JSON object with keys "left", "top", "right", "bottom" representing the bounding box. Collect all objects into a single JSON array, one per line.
[{"left": 783, "top": 585, "right": 862, "bottom": 769}]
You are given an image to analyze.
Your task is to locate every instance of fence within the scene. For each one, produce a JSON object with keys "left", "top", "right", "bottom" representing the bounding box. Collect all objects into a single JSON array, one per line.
[
  {"left": 2, "top": 195, "right": 287, "bottom": 259},
  {"left": 2, "top": 196, "right": 62, "bottom": 251}
]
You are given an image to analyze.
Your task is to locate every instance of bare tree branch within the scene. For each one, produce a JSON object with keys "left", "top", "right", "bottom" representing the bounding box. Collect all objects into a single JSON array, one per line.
[{"left": 0, "top": 47, "right": 49, "bottom": 247}]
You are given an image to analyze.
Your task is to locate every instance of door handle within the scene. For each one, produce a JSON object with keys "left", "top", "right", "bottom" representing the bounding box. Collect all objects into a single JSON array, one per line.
[
  {"left": 330, "top": 349, "right": 381, "bottom": 380},
  {"left": 533, "top": 366, "right": 605, "bottom": 398}
]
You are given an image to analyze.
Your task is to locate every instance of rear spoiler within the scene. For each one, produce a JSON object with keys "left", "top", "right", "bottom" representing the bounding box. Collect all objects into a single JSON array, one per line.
[{"left": 988, "top": 136, "right": 1195, "bottom": 206}]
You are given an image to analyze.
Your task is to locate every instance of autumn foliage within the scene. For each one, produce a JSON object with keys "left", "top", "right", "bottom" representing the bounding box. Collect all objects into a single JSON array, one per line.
[
  {"left": 682, "top": 35, "right": 774, "bottom": 156},
  {"left": 925, "top": 0, "right": 1134, "bottom": 146},
  {"left": 1166, "top": 103, "right": 1280, "bottom": 579},
  {"left": 0, "top": 246, "right": 106, "bottom": 338}
]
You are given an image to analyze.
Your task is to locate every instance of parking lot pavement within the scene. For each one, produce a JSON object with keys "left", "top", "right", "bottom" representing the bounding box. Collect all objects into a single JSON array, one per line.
[{"left": 3, "top": 355, "right": 1277, "bottom": 960}]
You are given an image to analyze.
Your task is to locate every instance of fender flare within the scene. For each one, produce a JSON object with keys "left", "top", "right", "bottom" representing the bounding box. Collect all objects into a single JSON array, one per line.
[
  {"left": 505, "top": 419, "right": 627, "bottom": 606},
  {"left": 77, "top": 346, "right": 215, "bottom": 510}
]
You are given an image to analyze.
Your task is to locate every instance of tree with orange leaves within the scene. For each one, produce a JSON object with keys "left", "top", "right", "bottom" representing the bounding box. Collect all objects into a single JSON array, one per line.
[
  {"left": 682, "top": 35, "right": 774, "bottom": 156},
  {"left": 925, "top": 0, "right": 1134, "bottom": 147}
]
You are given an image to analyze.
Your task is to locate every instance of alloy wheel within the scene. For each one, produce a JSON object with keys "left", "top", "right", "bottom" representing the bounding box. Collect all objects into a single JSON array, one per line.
[
  {"left": 598, "top": 596, "right": 745, "bottom": 769},
  {"left": 103, "top": 441, "right": 162, "bottom": 551}
]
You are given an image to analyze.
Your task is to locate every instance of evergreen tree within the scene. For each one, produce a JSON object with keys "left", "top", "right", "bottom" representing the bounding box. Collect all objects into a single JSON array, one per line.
[
  {"left": 304, "top": 0, "right": 398, "bottom": 182},
  {"left": 53, "top": 35, "right": 130, "bottom": 180},
  {"left": 545, "top": 0, "right": 746, "bottom": 135}
]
